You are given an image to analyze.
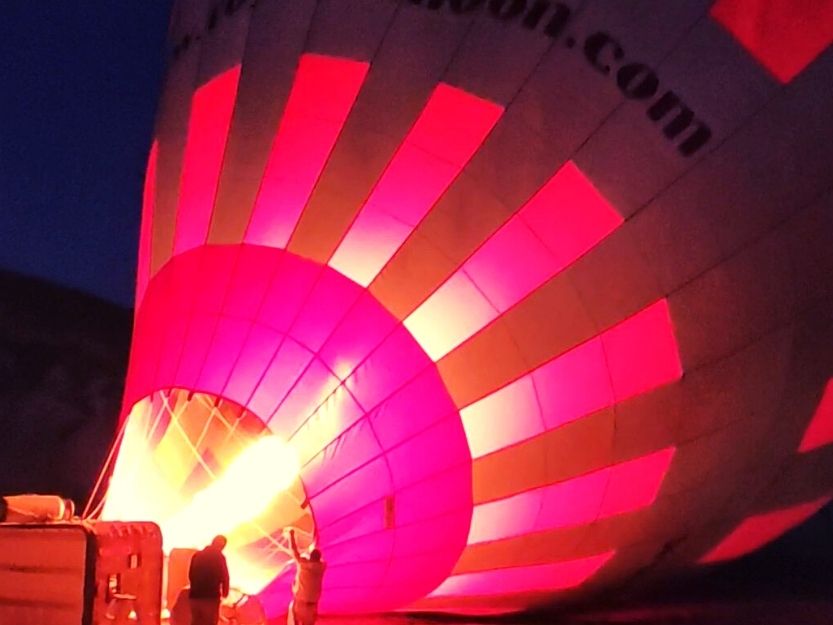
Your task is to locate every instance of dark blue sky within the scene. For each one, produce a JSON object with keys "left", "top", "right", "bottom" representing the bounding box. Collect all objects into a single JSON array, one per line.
[{"left": 1, "top": 3, "right": 172, "bottom": 307}]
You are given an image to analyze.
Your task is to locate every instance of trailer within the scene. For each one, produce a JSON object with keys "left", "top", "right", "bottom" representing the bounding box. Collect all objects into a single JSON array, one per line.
[{"left": 0, "top": 520, "right": 163, "bottom": 625}]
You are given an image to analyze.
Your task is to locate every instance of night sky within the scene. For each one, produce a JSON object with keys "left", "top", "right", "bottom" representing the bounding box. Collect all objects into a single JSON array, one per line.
[{"left": 1, "top": 3, "right": 172, "bottom": 308}]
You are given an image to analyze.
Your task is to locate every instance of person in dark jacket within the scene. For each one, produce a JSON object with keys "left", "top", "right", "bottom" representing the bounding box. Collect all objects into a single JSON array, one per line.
[{"left": 188, "top": 535, "right": 229, "bottom": 625}]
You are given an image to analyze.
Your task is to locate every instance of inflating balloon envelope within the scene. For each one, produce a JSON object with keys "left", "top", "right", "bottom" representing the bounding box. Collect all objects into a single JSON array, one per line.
[{"left": 96, "top": 0, "right": 833, "bottom": 616}]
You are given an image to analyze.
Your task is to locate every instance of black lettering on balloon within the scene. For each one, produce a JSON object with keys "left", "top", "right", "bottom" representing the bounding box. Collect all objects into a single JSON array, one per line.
[
  {"left": 207, "top": 7, "right": 219, "bottom": 30},
  {"left": 616, "top": 63, "right": 659, "bottom": 99},
  {"left": 409, "top": 0, "right": 447, "bottom": 9},
  {"left": 409, "top": 0, "right": 484, "bottom": 12},
  {"left": 647, "top": 91, "right": 712, "bottom": 156},
  {"left": 543, "top": 3, "right": 571, "bottom": 38},
  {"left": 489, "top": 0, "right": 526, "bottom": 20},
  {"left": 521, "top": 0, "right": 549, "bottom": 29},
  {"left": 172, "top": 33, "right": 193, "bottom": 59},
  {"left": 584, "top": 32, "right": 624, "bottom": 75},
  {"left": 451, "top": 0, "right": 486, "bottom": 11},
  {"left": 225, "top": 0, "right": 247, "bottom": 15}
]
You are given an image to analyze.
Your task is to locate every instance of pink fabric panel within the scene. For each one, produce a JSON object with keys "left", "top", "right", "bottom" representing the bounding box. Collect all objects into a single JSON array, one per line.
[
  {"left": 222, "top": 245, "right": 284, "bottom": 319},
  {"left": 328, "top": 208, "right": 413, "bottom": 286},
  {"left": 700, "top": 496, "right": 833, "bottom": 563},
  {"left": 394, "top": 464, "right": 472, "bottom": 526},
  {"left": 345, "top": 326, "right": 432, "bottom": 410},
  {"left": 799, "top": 379, "right": 833, "bottom": 452},
  {"left": 710, "top": 0, "right": 833, "bottom": 84},
  {"left": 468, "top": 490, "right": 542, "bottom": 544},
  {"left": 330, "top": 84, "right": 503, "bottom": 286},
  {"left": 302, "top": 418, "right": 382, "bottom": 497},
  {"left": 256, "top": 253, "right": 320, "bottom": 333},
  {"left": 195, "top": 316, "right": 252, "bottom": 393},
  {"left": 309, "top": 457, "right": 391, "bottom": 529},
  {"left": 385, "top": 416, "right": 469, "bottom": 488},
  {"left": 174, "top": 313, "right": 218, "bottom": 390},
  {"left": 173, "top": 67, "right": 240, "bottom": 255},
  {"left": 152, "top": 310, "right": 190, "bottom": 393},
  {"left": 291, "top": 267, "right": 362, "bottom": 352},
  {"left": 267, "top": 357, "right": 340, "bottom": 434},
  {"left": 534, "top": 337, "right": 613, "bottom": 430},
  {"left": 323, "top": 531, "right": 395, "bottom": 564},
  {"left": 125, "top": 265, "right": 176, "bottom": 405},
  {"left": 461, "top": 376, "right": 542, "bottom": 458},
  {"left": 430, "top": 552, "right": 615, "bottom": 597},
  {"left": 146, "top": 249, "right": 205, "bottom": 388},
  {"left": 294, "top": 384, "right": 366, "bottom": 455},
  {"left": 246, "top": 55, "right": 369, "bottom": 248},
  {"left": 602, "top": 299, "right": 682, "bottom": 401},
  {"left": 537, "top": 468, "right": 611, "bottom": 529},
  {"left": 191, "top": 246, "right": 240, "bottom": 314},
  {"left": 599, "top": 448, "right": 676, "bottom": 517},
  {"left": 221, "top": 324, "right": 284, "bottom": 408},
  {"left": 317, "top": 499, "right": 386, "bottom": 544},
  {"left": 321, "top": 560, "right": 388, "bottom": 592},
  {"left": 392, "top": 511, "right": 467, "bottom": 557},
  {"left": 136, "top": 140, "right": 158, "bottom": 308},
  {"left": 408, "top": 83, "right": 504, "bottom": 162},
  {"left": 520, "top": 160, "right": 623, "bottom": 262},
  {"left": 404, "top": 271, "right": 497, "bottom": 361},
  {"left": 317, "top": 291, "right": 399, "bottom": 379},
  {"left": 248, "top": 339, "right": 313, "bottom": 421},
  {"left": 462, "top": 218, "right": 557, "bottom": 312},
  {"left": 377, "top": 555, "right": 462, "bottom": 610},
  {"left": 368, "top": 367, "right": 457, "bottom": 449}
]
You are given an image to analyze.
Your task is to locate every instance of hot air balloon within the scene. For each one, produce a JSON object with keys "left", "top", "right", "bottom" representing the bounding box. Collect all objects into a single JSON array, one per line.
[{"left": 97, "top": 0, "right": 833, "bottom": 616}]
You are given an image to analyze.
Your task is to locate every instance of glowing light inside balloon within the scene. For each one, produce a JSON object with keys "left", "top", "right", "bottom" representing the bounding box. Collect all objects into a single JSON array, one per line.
[{"left": 161, "top": 436, "right": 300, "bottom": 550}]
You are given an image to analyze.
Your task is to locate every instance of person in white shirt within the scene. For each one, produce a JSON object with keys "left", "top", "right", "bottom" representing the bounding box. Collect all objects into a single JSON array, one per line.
[{"left": 286, "top": 528, "right": 326, "bottom": 625}]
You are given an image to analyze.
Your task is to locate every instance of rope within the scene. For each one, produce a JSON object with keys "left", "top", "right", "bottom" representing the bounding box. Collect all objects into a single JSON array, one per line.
[{"left": 81, "top": 413, "right": 130, "bottom": 519}]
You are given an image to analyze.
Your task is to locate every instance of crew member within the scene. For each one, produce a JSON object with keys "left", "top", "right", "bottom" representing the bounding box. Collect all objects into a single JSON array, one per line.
[
  {"left": 287, "top": 528, "right": 326, "bottom": 625},
  {"left": 189, "top": 535, "right": 229, "bottom": 625}
]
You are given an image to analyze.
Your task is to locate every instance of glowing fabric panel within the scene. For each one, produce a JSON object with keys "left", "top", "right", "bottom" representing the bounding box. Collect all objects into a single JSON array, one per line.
[
  {"left": 245, "top": 55, "right": 369, "bottom": 248},
  {"left": 799, "top": 379, "right": 833, "bottom": 452},
  {"left": 468, "top": 448, "right": 674, "bottom": 544},
  {"left": 329, "top": 84, "right": 503, "bottom": 286},
  {"left": 405, "top": 161, "right": 622, "bottom": 361},
  {"left": 462, "top": 300, "right": 681, "bottom": 457},
  {"left": 173, "top": 66, "right": 241, "bottom": 255},
  {"left": 136, "top": 140, "right": 158, "bottom": 307},
  {"left": 430, "top": 551, "right": 615, "bottom": 597},
  {"left": 700, "top": 496, "right": 833, "bottom": 563},
  {"left": 711, "top": 0, "right": 833, "bottom": 83}
]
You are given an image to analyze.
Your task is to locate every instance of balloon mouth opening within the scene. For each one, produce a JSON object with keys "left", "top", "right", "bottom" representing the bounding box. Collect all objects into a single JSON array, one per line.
[{"left": 101, "top": 388, "right": 315, "bottom": 594}]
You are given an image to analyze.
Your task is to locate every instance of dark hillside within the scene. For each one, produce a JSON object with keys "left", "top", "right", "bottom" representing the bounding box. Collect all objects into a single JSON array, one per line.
[{"left": 0, "top": 270, "right": 131, "bottom": 506}]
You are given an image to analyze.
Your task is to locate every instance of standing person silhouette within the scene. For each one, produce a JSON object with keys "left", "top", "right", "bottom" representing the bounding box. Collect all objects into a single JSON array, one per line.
[
  {"left": 189, "top": 535, "right": 230, "bottom": 625},
  {"left": 287, "top": 528, "right": 326, "bottom": 625}
]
